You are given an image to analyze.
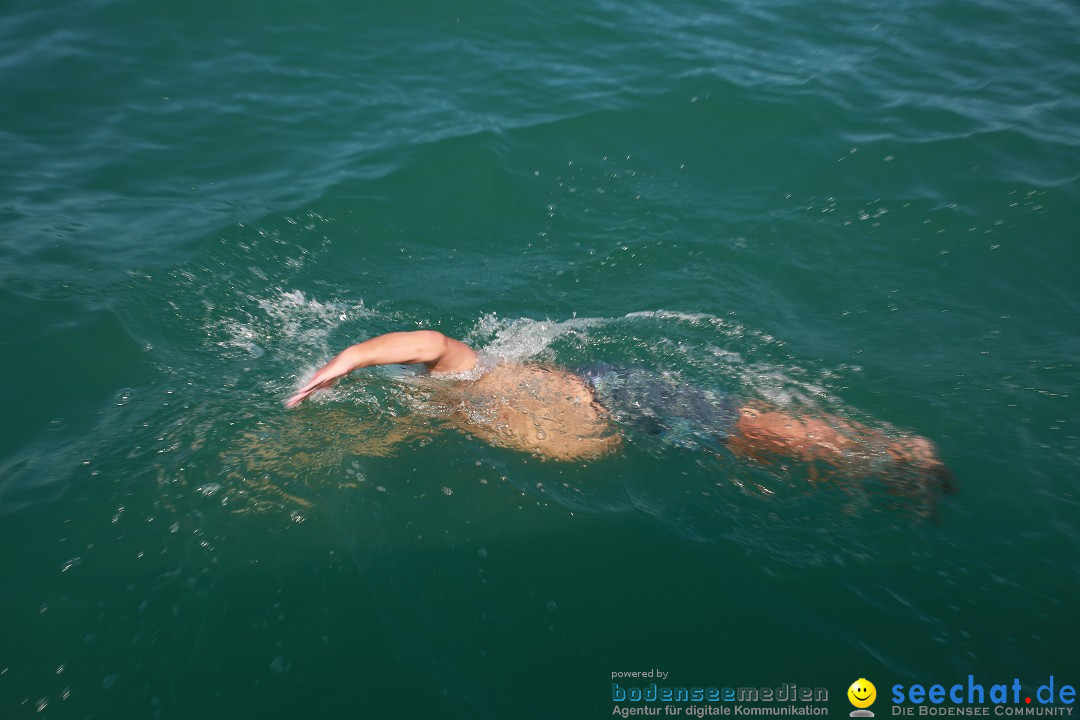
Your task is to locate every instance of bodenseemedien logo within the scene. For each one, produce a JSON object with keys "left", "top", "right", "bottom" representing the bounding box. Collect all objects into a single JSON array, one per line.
[{"left": 849, "top": 678, "right": 877, "bottom": 717}]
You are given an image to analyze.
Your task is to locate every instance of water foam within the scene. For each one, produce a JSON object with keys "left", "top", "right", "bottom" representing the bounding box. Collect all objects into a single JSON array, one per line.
[
  {"left": 465, "top": 313, "right": 604, "bottom": 362},
  {"left": 213, "top": 289, "right": 368, "bottom": 360}
]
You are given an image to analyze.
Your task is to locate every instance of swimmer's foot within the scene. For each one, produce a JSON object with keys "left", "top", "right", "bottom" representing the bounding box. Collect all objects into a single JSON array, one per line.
[
  {"left": 928, "top": 461, "right": 956, "bottom": 495},
  {"left": 888, "top": 436, "right": 956, "bottom": 495}
]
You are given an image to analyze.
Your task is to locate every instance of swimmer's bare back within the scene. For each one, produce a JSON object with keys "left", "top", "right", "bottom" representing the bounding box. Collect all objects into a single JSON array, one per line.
[
  {"left": 286, "top": 330, "right": 620, "bottom": 461},
  {"left": 452, "top": 363, "right": 621, "bottom": 461}
]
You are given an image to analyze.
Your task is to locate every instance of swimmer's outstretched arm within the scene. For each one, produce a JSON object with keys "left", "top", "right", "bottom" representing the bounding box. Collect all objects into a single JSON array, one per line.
[{"left": 285, "top": 331, "right": 477, "bottom": 407}]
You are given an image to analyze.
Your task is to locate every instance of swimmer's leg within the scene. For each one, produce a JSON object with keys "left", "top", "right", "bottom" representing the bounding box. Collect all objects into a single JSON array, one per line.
[
  {"left": 729, "top": 403, "right": 953, "bottom": 491},
  {"left": 727, "top": 404, "right": 954, "bottom": 521},
  {"left": 728, "top": 404, "right": 865, "bottom": 465}
]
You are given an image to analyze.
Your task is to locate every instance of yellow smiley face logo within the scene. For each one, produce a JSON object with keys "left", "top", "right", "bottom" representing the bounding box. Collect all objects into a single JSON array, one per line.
[{"left": 848, "top": 679, "right": 877, "bottom": 708}]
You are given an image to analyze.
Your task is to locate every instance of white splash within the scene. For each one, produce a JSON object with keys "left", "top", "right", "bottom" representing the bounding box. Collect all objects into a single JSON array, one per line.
[
  {"left": 466, "top": 313, "right": 603, "bottom": 362},
  {"left": 212, "top": 289, "right": 368, "bottom": 359}
]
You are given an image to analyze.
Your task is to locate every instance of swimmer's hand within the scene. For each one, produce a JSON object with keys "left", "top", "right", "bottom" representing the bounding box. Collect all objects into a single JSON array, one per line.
[{"left": 285, "top": 353, "right": 358, "bottom": 407}]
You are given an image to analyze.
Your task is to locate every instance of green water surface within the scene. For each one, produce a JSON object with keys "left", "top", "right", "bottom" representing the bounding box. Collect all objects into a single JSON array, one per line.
[{"left": 1, "top": 0, "right": 1078, "bottom": 717}]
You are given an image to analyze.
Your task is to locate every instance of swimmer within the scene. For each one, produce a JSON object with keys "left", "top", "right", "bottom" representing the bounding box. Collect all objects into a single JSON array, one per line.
[{"left": 286, "top": 330, "right": 953, "bottom": 488}]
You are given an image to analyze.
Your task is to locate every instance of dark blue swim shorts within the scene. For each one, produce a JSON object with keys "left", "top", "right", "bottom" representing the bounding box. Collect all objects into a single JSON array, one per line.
[{"left": 577, "top": 363, "right": 740, "bottom": 450}]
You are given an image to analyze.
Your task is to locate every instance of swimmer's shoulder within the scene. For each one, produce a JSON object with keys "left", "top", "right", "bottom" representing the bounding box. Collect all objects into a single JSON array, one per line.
[{"left": 427, "top": 334, "right": 478, "bottom": 373}]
